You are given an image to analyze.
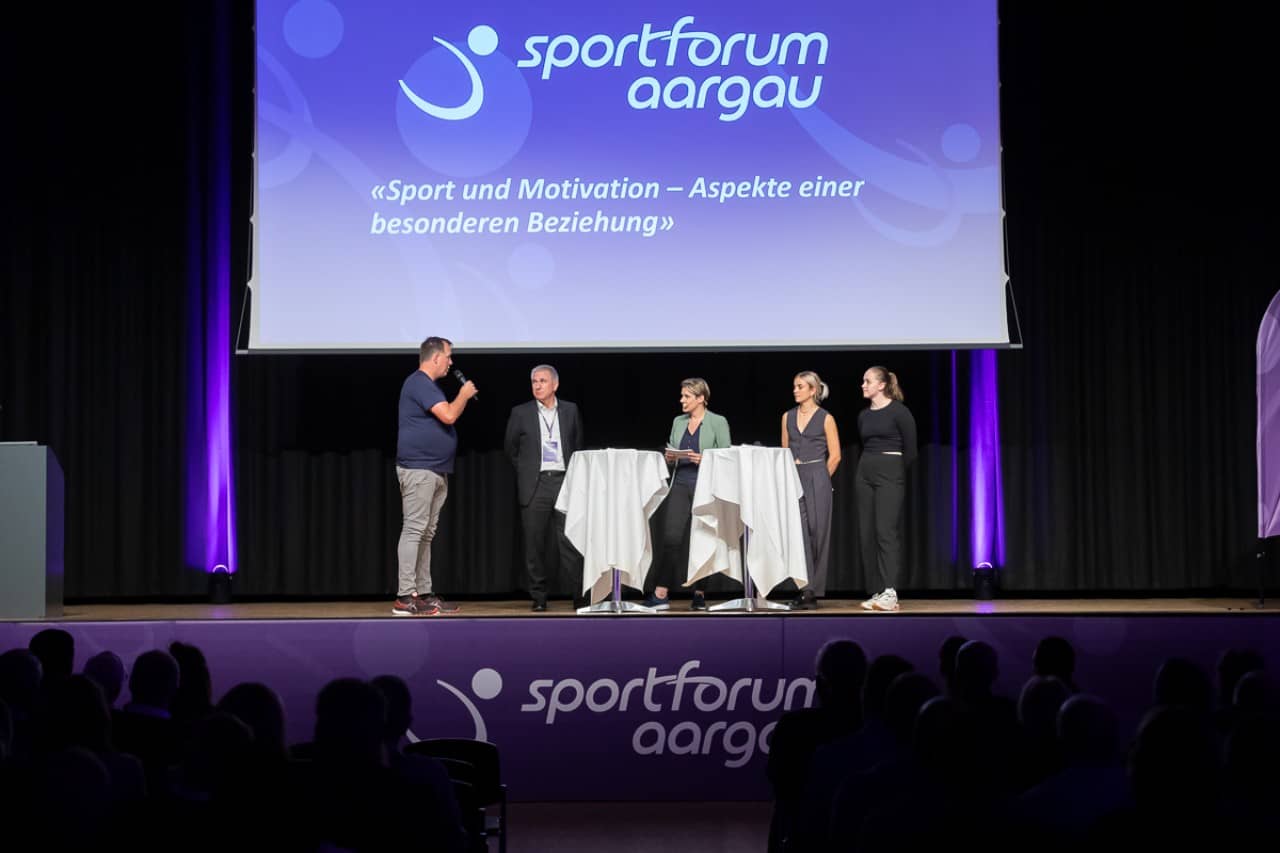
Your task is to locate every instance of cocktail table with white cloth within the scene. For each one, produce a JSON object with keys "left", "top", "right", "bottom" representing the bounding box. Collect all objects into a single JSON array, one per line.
[
  {"left": 686, "top": 445, "right": 809, "bottom": 611},
  {"left": 554, "top": 448, "right": 670, "bottom": 613}
]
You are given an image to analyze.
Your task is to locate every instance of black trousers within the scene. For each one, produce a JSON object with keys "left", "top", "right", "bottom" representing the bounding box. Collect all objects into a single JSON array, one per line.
[
  {"left": 521, "top": 472, "right": 581, "bottom": 604},
  {"left": 855, "top": 453, "right": 905, "bottom": 592},
  {"left": 657, "top": 480, "right": 705, "bottom": 593}
]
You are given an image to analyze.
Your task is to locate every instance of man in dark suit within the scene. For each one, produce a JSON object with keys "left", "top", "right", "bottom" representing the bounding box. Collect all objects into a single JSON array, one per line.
[{"left": 504, "top": 364, "right": 584, "bottom": 611}]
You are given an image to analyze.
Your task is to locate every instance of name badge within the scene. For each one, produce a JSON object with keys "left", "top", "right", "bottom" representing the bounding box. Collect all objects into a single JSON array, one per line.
[{"left": 542, "top": 439, "right": 560, "bottom": 463}]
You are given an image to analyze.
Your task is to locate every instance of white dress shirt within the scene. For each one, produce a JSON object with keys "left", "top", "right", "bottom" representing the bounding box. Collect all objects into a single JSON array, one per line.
[{"left": 537, "top": 399, "right": 565, "bottom": 472}]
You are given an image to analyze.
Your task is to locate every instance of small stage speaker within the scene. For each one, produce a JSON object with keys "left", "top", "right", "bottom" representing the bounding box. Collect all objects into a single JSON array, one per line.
[
  {"left": 973, "top": 563, "right": 997, "bottom": 600},
  {"left": 208, "top": 565, "right": 234, "bottom": 604}
]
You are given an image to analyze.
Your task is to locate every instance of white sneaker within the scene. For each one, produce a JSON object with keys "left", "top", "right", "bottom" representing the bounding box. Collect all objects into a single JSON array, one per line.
[
  {"left": 871, "top": 589, "right": 900, "bottom": 612},
  {"left": 860, "top": 591, "right": 884, "bottom": 611}
]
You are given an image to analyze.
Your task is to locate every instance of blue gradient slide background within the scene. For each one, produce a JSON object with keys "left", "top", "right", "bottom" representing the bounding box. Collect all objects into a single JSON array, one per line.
[{"left": 251, "top": 0, "right": 1006, "bottom": 349}]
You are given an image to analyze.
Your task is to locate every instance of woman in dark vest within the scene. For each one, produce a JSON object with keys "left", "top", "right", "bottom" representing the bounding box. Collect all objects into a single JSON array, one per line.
[
  {"left": 857, "top": 366, "right": 917, "bottom": 612},
  {"left": 781, "top": 371, "right": 842, "bottom": 610}
]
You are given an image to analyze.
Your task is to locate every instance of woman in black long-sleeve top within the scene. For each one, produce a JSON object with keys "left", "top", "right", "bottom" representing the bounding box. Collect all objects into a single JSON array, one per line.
[{"left": 856, "top": 366, "right": 916, "bottom": 612}]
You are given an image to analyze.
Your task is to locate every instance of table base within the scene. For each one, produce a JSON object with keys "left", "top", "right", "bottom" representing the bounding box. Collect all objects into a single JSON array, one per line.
[
  {"left": 576, "top": 567, "right": 658, "bottom": 615},
  {"left": 709, "top": 597, "right": 790, "bottom": 612}
]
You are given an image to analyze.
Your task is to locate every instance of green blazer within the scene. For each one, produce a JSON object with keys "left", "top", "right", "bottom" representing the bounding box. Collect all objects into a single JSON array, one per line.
[{"left": 668, "top": 410, "right": 732, "bottom": 453}]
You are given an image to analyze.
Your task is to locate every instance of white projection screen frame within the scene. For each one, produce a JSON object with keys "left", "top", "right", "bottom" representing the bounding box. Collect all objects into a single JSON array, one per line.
[{"left": 246, "top": 0, "right": 1012, "bottom": 352}]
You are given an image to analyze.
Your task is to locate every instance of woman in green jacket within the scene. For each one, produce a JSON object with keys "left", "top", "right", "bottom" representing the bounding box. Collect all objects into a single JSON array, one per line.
[{"left": 647, "top": 377, "right": 732, "bottom": 610}]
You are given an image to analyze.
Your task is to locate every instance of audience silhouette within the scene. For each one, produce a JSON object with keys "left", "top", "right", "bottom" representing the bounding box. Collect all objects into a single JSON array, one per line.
[{"left": 2, "top": 630, "right": 1275, "bottom": 851}]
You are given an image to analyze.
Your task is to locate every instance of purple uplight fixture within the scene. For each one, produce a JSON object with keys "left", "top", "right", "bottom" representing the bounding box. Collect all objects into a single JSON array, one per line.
[{"left": 969, "top": 349, "right": 1005, "bottom": 596}]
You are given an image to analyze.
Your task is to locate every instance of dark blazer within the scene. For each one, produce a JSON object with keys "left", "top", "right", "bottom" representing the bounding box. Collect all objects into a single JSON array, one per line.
[{"left": 504, "top": 398, "right": 584, "bottom": 506}]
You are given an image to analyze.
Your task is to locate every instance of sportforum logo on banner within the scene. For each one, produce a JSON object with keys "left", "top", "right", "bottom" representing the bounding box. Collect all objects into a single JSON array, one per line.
[
  {"left": 431, "top": 660, "right": 815, "bottom": 768},
  {"left": 399, "top": 16, "right": 829, "bottom": 123}
]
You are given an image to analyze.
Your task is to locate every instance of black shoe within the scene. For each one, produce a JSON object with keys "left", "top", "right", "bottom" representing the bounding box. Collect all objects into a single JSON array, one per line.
[
  {"left": 788, "top": 593, "right": 818, "bottom": 611},
  {"left": 691, "top": 591, "right": 707, "bottom": 611},
  {"left": 418, "top": 594, "right": 459, "bottom": 614},
  {"left": 531, "top": 600, "right": 547, "bottom": 612}
]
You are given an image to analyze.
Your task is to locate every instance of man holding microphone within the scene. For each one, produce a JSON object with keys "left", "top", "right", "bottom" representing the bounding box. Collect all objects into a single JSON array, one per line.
[{"left": 393, "top": 336, "right": 477, "bottom": 616}]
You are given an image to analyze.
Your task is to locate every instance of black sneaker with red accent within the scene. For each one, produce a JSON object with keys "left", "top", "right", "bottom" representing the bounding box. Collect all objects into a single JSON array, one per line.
[
  {"left": 417, "top": 593, "right": 458, "bottom": 614},
  {"left": 392, "top": 596, "right": 430, "bottom": 617}
]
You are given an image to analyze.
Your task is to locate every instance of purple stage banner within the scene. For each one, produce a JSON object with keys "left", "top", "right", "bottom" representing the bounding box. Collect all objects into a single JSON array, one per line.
[
  {"left": 1258, "top": 289, "right": 1280, "bottom": 537},
  {"left": 2, "top": 615, "right": 1276, "bottom": 800}
]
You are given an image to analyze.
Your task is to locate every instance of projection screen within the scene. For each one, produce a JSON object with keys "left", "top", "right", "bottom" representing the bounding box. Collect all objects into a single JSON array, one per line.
[{"left": 248, "top": 0, "right": 1008, "bottom": 350}]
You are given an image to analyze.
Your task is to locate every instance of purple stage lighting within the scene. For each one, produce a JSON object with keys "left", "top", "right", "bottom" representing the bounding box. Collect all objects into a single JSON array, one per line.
[
  {"left": 184, "top": 1, "right": 236, "bottom": 580},
  {"left": 969, "top": 349, "right": 1005, "bottom": 571}
]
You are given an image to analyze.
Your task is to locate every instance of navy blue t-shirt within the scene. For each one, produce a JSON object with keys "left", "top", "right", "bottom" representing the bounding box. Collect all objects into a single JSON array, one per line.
[
  {"left": 673, "top": 423, "right": 701, "bottom": 489},
  {"left": 396, "top": 371, "right": 457, "bottom": 473}
]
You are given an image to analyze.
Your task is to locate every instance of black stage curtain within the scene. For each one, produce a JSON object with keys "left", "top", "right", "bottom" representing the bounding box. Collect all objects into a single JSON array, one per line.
[{"left": 3, "top": 4, "right": 1276, "bottom": 598}]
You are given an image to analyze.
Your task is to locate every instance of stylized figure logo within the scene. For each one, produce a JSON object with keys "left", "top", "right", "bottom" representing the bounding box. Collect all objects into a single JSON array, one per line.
[
  {"left": 428, "top": 668, "right": 504, "bottom": 741},
  {"left": 399, "top": 25, "right": 498, "bottom": 121}
]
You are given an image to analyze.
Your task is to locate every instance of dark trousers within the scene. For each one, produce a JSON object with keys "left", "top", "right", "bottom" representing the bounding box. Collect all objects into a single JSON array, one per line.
[
  {"left": 797, "top": 464, "right": 833, "bottom": 597},
  {"left": 855, "top": 453, "right": 905, "bottom": 591},
  {"left": 521, "top": 471, "right": 581, "bottom": 604},
  {"left": 657, "top": 480, "right": 705, "bottom": 593}
]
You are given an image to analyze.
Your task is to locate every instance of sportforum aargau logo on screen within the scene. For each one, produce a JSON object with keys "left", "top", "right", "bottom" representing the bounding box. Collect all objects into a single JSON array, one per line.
[{"left": 398, "top": 16, "right": 828, "bottom": 123}]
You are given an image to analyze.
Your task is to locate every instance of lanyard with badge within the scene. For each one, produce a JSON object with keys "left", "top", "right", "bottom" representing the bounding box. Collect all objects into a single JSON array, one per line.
[{"left": 540, "top": 407, "right": 560, "bottom": 463}]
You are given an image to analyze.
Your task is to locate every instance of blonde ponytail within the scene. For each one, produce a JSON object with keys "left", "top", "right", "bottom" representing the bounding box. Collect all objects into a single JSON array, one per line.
[{"left": 795, "top": 371, "right": 829, "bottom": 402}]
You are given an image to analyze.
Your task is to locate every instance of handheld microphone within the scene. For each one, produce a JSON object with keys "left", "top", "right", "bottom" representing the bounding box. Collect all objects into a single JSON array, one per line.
[{"left": 453, "top": 368, "right": 478, "bottom": 399}]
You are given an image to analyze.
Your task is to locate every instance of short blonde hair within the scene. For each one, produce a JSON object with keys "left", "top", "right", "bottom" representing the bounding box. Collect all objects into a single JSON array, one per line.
[{"left": 681, "top": 377, "right": 710, "bottom": 404}]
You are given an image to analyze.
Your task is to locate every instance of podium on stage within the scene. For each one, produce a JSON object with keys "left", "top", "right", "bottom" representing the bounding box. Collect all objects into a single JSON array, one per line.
[
  {"left": 686, "top": 445, "right": 808, "bottom": 611},
  {"left": 0, "top": 443, "right": 64, "bottom": 619},
  {"left": 555, "top": 448, "right": 670, "bottom": 613}
]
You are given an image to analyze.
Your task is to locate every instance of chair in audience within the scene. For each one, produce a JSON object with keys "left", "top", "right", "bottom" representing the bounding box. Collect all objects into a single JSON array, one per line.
[
  {"left": 406, "top": 738, "right": 507, "bottom": 853},
  {"left": 433, "top": 755, "right": 479, "bottom": 786},
  {"left": 431, "top": 754, "right": 482, "bottom": 816},
  {"left": 438, "top": 768, "right": 485, "bottom": 851}
]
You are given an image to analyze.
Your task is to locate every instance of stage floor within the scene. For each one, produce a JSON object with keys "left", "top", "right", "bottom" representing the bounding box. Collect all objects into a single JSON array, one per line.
[{"left": 35, "top": 596, "right": 1277, "bottom": 622}]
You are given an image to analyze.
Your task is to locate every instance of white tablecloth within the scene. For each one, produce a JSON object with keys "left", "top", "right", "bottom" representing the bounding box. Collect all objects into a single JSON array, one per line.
[
  {"left": 687, "top": 445, "right": 809, "bottom": 593},
  {"left": 555, "top": 449, "right": 670, "bottom": 603}
]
